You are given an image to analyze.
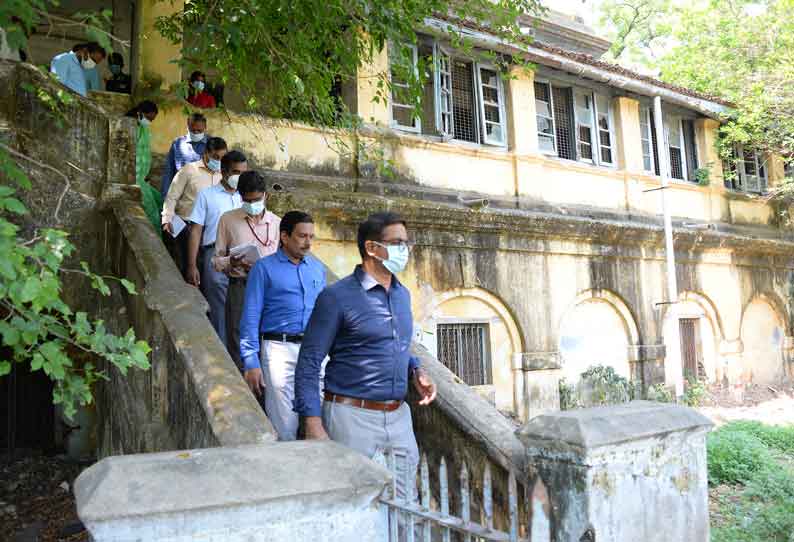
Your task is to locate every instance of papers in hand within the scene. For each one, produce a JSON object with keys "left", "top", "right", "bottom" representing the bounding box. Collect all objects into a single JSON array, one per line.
[
  {"left": 229, "top": 242, "right": 260, "bottom": 265},
  {"left": 169, "top": 215, "right": 187, "bottom": 238}
]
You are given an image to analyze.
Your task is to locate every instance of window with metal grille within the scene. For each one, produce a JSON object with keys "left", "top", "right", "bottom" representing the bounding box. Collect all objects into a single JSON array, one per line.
[
  {"left": 741, "top": 147, "right": 766, "bottom": 193},
  {"left": 436, "top": 323, "right": 492, "bottom": 386},
  {"left": 552, "top": 86, "right": 575, "bottom": 160},
  {"left": 723, "top": 146, "right": 740, "bottom": 190},
  {"left": 683, "top": 119, "right": 698, "bottom": 181},
  {"left": 666, "top": 116, "right": 685, "bottom": 180},
  {"left": 435, "top": 47, "right": 453, "bottom": 136},
  {"left": 389, "top": 43, "right": 420, "bottom": 132},
  {"left": 450, "top": 59, "right": 478, "bottom": 143},
  {"left": 478, "top": 67, "right": 505, "bottom": 145},
  {"left": 534, "top": 82, "right": 556, "bottom": 153}
]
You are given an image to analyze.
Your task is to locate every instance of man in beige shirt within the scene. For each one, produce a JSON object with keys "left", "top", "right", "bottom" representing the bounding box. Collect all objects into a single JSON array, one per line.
[
  {"left": 161, "top": 137, "right": 226, "bottom": 277},
  {"left": 162, "top": 138, "right": 226, "bottom": 224},
  {"left": 212, "top": 170, "right": 280, "bottom": 369}
]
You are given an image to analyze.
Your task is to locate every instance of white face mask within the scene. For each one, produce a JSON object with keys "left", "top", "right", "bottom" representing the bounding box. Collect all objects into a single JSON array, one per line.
[
  {"left": 226, "top": 174, "right": 240, "bottom": 189},
  {"left": 189, "top": 131, "right": 205, "bottom": 143},
  {"left": 81, "top": 58, "right": 96, "bottom": 70},
  {"left": 192, "top": 80, "right": 205, "bottom": 92},
  {"left": 242, "top": 199, "right": 265, "bottom": 216},
  {"left": 139, "top": 116, "right": 151, "bottom": 127}
]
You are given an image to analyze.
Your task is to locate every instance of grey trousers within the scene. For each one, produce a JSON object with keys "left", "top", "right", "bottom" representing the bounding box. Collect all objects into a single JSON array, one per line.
[
  {"left": 198, "top": 245, "right": 228, "bottom": 347},
  {"left": 322, "top": 399, "right": 419, "bottom": 500},
  {"left": 225, "top": 277, "right": 246, "bottom": 370}
]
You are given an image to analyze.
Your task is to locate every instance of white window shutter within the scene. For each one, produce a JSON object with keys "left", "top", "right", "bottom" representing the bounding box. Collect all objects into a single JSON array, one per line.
[{"left": 476, "top": 65, "right": 506, "bottom": 146}]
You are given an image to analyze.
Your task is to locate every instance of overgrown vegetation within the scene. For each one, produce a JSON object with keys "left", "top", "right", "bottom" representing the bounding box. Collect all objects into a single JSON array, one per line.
[{"left": 708, "top": 421, "right": 794, "bottom": 541}]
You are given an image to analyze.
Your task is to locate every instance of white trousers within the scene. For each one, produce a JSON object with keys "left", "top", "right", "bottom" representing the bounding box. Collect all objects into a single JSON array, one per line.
[{"left": 260, "top": 340, "right": 325, "bottom": 441}]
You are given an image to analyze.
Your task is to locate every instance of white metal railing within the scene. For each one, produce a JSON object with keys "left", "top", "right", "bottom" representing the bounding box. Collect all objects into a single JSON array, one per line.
[{"left": 375, "top": 449, "right": 551, "bottom": 542}]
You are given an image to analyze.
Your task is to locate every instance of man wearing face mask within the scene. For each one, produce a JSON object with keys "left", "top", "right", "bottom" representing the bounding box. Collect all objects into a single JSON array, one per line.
[
  {"left": 161, "top": 113, "right": 210, "bottom": 199},
  {"left": 187, "top": 151, "right": 248, "bottom": 345},
  {"left": 81, "top": 42, "right": 106, "bottom": 92},
  {"left": 241, "top": 211, "right": 325, "bottom": 439},
  {"left": 50, "top": 43, "right": 93, "bottom": 97},
  {"left": 105, "top": 52, "right": 131, "bottom": 94},
  {"left": 162, "top": 136, "right": 226, "bottom": 276},
  {"left": 293, "top": 212, "right": 436, "bottom": 497},
  {"left": 187, "top": 71, "right": 216, "bottom": 109},
  {"left": 212, "top": 171, "right": 280, "bottom": 369}
]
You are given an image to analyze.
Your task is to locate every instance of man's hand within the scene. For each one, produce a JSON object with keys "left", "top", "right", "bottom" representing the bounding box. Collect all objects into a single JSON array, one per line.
[
  {"left": 413, "top": 368, "right": 437, "bottom": 406},
  {"left": 162, "top": 222, "right": 173, "bottom": 235},
  {"left": 230, "top": 254, "right": 253, "bottom": 273},
  {"left": 186, "top": 264, "right": 200, "bottom": 287},
  {"left": 303, "top": 416, "right": 329, "bottom": 440},
  {"left": 244, "top": 368, "right": 265, "bottom": 397}
]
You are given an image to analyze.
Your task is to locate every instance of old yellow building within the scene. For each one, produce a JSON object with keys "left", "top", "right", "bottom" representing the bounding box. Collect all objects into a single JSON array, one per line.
[{"left": 18, "top": 3, "right": 794, "bottom": 420}]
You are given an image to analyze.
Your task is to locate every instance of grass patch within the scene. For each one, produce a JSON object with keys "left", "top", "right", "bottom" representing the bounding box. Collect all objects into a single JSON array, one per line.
[{"left": 709, "top": 421, "right": 794, "bottom": 542}]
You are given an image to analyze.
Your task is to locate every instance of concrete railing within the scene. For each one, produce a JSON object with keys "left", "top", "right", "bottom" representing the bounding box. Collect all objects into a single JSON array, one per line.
[{"left": 75, "top": 402, "right": 713, "bottom": 541}]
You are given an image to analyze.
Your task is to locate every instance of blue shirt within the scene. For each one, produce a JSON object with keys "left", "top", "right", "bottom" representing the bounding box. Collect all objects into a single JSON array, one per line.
[
  {"left": 161, "top": 135, "right": 208, "bottom": 198},
  {"left": 188, "top": 184, "right": 241, "bottom": 246},
  {"left": 293, "top": 266, "right": 421, "bottom": 417},
  {"left": 84, "top": 67, "right": 101, "bottom": 92},
  {"left": 50, "top": 51, "right": 87, "bottom": 97},
  {"left": 239, "top": 249, "right": 327, "bottom": 371}
]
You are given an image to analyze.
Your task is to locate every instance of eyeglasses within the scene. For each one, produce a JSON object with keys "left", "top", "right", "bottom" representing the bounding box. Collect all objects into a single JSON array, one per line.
[{"left": 374, "top": 240, "right": 415, "bottom": 252}]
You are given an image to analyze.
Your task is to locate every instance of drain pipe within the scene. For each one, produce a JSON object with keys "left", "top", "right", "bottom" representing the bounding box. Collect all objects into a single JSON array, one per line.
[{"left": 653, "top": 95, "right": 684, "bottom": 397}]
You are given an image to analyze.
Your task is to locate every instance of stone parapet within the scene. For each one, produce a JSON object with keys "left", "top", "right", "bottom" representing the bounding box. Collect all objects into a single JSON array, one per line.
[
  {"left": 75, "top": 442, "right": 390, "bottom": 542},
  {"left": 518, "top": 401, "right": 713, "bottom": 542}
]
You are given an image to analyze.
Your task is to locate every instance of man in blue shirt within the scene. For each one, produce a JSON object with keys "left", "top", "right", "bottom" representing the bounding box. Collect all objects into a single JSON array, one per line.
[
  {"left": 240, "top": 211, "right": 326, "bottom": 440},
  {"left": 161, "top": 113, "right": 210, "bottom": 199},
  {"left": 50, "top": 43, "right": 91, "bottom": 97},
  {"left": 294, "top": 212, "right": 436, "bottom": 497},
  {"left": 81, "top": 43, "right": 106, "bottom": 92},
  {"left": 187, "top": 151, "right": 247, "bottom": 345}
]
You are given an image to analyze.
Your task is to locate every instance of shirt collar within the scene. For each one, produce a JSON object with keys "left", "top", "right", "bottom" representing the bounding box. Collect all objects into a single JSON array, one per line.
[
  {"left": 354, "top": 264, "right": 399, "bottom": 291},
  {"left": 276, "top": 247, "right": 307, "bottom": 265}
]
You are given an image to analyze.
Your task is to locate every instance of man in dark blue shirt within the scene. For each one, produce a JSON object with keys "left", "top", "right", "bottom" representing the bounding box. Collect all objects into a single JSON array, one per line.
[
  {"left": 240, "top": 211, "right": 326, "bottom": 440},
  {"left": 294, "top": 212, "right": 436, "bottom": 497}
]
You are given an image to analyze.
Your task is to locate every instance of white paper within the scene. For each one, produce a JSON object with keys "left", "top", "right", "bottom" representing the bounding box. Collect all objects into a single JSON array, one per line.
[
  {"left": 229, "top": 242, "right": 260, "bottom": 264},
  {"left": 169, "top": 214, "right": 187, "bottom": 238}
]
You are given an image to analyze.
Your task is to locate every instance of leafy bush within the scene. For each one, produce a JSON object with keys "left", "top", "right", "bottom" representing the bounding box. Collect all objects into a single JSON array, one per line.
[
  {"left": 707, "top": 428, "right": 772, "bottom": 485},
  {"left": 579, "top": 365, "right": 634, "bottom": 406},
  {"left": 722, "top": 420, "right": 794, "bottom": 454},
  {"left": 646, "top": 383, "right": 675, "bottom": 403},
  {"left": 682, "top": 377, "right": 707, "bottom": 407},
  {"left": 558, "top": 378, "right": 581, "bottom": 411}
]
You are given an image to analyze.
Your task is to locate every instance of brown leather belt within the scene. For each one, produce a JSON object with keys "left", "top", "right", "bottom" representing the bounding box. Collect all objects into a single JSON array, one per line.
[{"left": 324, "top": 392, "right": 402, "bottom": 412}]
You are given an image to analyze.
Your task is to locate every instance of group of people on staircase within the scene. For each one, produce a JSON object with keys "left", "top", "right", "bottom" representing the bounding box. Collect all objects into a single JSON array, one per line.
[{"left": 153, "top": 113, "right": 436, "bottom": 491}]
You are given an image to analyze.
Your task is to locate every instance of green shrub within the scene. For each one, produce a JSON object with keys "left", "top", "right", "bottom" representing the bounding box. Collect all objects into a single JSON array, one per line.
[
  {"left": 707, "top": 428, "right": 772, "bottom": 485},
  {"left": 645, "top": 383, "right": 675, "bottom": 402},
  {"left": 682, "top": 377, "right": 707, "bottom": 407},
  {"left": 745, "top": 465, "right": 794, "bottom": 502},
  {"left": 558, "top": 378, "right": 581, "bottom": 411},
  {"left": 722, "top": 420, "right": 794, "bottom": 454},
  {"left": 579, "top": 365, "right": 634, "bottom": 406}
]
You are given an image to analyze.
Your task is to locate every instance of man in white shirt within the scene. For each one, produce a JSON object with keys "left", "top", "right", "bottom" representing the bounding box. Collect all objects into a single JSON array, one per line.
[{"left": 187, "top": 150, "right": 248, "bottom": 346}]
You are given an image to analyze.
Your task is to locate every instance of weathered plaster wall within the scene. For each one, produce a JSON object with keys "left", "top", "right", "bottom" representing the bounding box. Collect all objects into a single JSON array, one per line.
[{"left": 1, "top": 61, "right": 275, "bottom": 457}]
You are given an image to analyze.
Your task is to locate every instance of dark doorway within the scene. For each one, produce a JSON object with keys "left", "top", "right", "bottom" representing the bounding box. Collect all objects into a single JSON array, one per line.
[{"left": 679, "top": 318, "right": 704, "bottom": 381}]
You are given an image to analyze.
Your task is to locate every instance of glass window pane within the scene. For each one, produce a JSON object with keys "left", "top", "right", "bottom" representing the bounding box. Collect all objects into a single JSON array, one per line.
[
  {"left": 536, "top": 101, "right": 552, "bottom": 117},
  {"left": 537, "top": 116, "right": 553, "bottom": 135},
  {"left": 539, "top": 134, "right": 555, "bottom": 152}
]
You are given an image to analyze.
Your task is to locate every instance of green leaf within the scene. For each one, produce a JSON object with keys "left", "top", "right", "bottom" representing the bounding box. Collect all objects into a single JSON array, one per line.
[
  {"left": 120, "top": 278, "right": 137, "bottom": 295},
  {"left": 0, "top": 361, "right": 11, "bottom": 377},
  {"left": 20, "top": 276, "right": 41, "bottom": 303},
  {"left": 0, "top": 322, "right": 21, "bottom": 347},
  {"left": 1, "top": 197, "right": 27, "bottom": 215}
]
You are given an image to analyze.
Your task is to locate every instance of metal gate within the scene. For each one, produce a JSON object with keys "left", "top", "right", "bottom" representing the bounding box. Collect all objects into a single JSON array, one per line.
[{"left": 375, "top": 449, "right": 551, "bottom": 542}]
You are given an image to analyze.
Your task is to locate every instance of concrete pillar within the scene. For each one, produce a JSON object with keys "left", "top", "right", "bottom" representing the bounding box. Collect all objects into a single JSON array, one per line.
[
  {"left": 507, "top": 67, "right": 538, "bottom": 155},
  {"left": 767, "top": 153, "right": 786, "bottom": 189},
  {"left": 612, "top": 96, "right": 644, "bottom": 172},
  {"left": 518, "top": 401, "right": 713, "bottom": 542},
  {"left": 520, "top": 352, "right": 562, "bottom": 421},
  {"left": 627, "top": 344, "right": 667, "bottom": 389},
  {"left": 133, "top": 0, "right": 185, "bottom": 91},
  {"left": 355, "top": 40, "right": 390, "bottom": 126},
  {"left": 75, "top": 442, "right": 390, "bottom": 542}
]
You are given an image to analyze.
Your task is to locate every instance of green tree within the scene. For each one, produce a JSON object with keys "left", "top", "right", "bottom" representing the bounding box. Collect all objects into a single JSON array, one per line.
[
  {"left": 154, "top": 0, "right": 544, "bottom": 127},
  {"left": 599, "top": 0, "right": 794, "bottom": 176},
  {"left": 599, "top": 0, "right": 673, "bottom": 66}
]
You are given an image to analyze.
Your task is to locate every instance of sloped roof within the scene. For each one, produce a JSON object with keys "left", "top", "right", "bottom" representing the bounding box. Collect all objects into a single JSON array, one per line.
[{"left": 429, "top": 13, "right": 732, "bottom": 108}]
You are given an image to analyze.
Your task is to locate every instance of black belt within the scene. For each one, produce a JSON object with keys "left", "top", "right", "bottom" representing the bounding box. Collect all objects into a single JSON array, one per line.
[{"left": 261, "top": 332, "right": 304, "bottom": 343}]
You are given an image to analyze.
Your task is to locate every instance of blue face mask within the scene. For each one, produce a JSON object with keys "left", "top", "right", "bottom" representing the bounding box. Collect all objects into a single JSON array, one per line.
[
  {"left": 374, "top": 242, "right": 410, "bottom": 275},
  {"left": 207, "top": 158, "right": 221, "bottom": 172},
  {"left": 110, "top": 64, "right": 122, "bottom": 75}
]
